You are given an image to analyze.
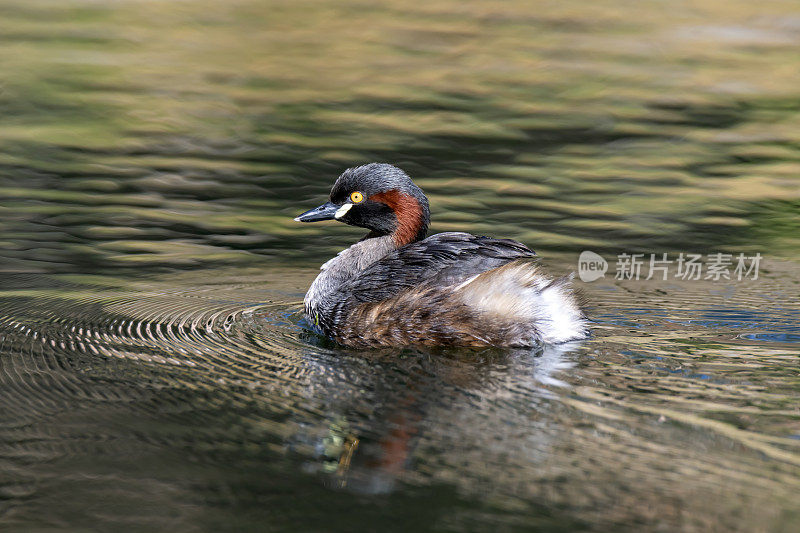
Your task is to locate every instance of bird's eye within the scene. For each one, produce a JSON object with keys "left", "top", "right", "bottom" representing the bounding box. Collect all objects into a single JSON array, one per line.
[{"left": 350, "top": 191, "right": 364, "bottom": 203}]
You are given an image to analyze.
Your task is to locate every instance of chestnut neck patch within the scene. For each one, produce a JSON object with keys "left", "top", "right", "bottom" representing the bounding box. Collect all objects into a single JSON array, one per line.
[{"left": 369, "top": 189, "right": 427, "bottom": 247}]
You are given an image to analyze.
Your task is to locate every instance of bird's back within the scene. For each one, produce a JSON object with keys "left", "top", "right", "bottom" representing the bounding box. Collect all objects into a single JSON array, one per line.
[{"left": 314, "top": 232, "right": 587, "bottom": 347}]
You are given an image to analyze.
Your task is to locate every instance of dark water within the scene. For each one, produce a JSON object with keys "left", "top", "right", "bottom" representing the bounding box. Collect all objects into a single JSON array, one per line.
[{"left": 1, "top": 1, "right": 800, "bottom": 530}]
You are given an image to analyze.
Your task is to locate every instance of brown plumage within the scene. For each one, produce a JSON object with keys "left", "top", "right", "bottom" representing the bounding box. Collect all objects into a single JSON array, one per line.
[{"left": 338, "top": 261, "right": 575, "bottom": 347}]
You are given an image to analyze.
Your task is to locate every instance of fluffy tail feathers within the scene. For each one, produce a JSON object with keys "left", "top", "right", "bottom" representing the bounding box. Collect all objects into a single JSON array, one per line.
[{"left": 455, "top": 261, "right": 589, "bottom": 344}]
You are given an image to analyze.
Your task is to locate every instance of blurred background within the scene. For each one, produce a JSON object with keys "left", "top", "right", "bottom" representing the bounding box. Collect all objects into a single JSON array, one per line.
[{"left": 0, "top": 1, "right": 799, "bottom": 531}]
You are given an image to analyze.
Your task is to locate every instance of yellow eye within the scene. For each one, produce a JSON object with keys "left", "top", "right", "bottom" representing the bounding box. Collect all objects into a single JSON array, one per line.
[{"left": 350, "top": 191, "right": 364, "bottom": 203}]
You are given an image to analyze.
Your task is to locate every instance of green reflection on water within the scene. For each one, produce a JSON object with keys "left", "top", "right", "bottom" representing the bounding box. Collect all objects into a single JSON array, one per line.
[{"left": 1, "top": 0, "right": 799, "bottom": 273}]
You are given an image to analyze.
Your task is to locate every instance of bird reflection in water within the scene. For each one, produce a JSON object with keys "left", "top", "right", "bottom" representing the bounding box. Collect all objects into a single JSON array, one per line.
[{"left": 312, "top": 341, "right": 582, "bottom": 494}]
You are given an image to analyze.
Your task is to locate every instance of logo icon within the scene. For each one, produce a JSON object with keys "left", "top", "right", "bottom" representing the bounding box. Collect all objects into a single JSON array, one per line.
[{"left": 578, "top": 251, "right": 607, "bottom": 282}]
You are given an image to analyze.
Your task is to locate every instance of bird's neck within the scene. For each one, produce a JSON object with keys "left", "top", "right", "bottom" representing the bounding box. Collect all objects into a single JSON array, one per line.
[{"left": 368, "top": 190, "right": 428, "bottom": 247}]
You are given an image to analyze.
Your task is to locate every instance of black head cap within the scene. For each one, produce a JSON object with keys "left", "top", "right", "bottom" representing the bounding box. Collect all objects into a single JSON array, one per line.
[{"left": 333, "top": 164, "right": 427, "bottom": 207}]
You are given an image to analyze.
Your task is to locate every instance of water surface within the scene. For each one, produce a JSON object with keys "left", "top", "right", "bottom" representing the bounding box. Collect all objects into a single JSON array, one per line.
[{"left": 1, "top": 0, "right": 799, "bottom": 530}]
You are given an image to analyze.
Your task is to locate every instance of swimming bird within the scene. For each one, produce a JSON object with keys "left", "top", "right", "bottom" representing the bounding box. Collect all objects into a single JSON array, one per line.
[{"left": 295, "top": 163, "right": 588, "bottom": 347}]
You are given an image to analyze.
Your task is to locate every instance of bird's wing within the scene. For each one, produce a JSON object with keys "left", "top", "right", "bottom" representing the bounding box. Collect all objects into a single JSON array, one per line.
[{"left": 341, "top": 232, "right": 536, "bottom": 304}]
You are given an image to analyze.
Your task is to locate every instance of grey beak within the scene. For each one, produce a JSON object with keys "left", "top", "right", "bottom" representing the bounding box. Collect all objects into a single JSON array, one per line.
[{"left": 294, "top": 201, "right": 340, "bottom": 222}]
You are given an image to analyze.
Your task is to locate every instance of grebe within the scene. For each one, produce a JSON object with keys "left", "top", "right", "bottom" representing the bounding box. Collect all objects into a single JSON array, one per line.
[{"left": 295, "top": 163, "right": 588, "bottom": 347}]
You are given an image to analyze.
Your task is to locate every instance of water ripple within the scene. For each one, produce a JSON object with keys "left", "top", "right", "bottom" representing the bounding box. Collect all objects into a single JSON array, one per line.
[{"left": 0, "top": 268, "right": 798, "bottom": 530}]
